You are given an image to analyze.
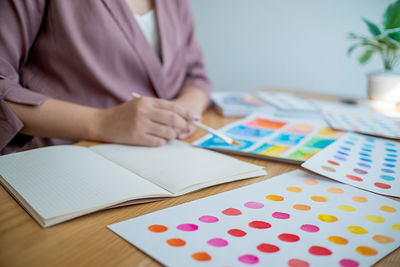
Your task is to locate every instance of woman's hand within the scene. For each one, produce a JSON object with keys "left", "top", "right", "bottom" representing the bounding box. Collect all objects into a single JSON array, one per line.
[{"left": 95, "top": 96, "right": 193, "bottom": 146}]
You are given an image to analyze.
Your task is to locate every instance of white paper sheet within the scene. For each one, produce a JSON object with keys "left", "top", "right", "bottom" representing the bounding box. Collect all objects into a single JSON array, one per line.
[
  {"left": 302, "top": 132, "right": 400, "bottom": 197},
  {"left": 109, "top": 170, "right": 400, "bottom": 267},
  {"left": 316, "top": 101, "right": 400, "bottom": 139}
]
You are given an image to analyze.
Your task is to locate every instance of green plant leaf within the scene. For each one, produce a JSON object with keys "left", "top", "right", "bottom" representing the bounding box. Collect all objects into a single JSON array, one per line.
[
  {"left": 383, "top": 0, "right": 400, "bottom": 29},
  {"left": 388, "top": 28, "right": 400, "bottom": 41},
  {"left": 358, "top": 50, "right": 375, "bottom": 64},
  {"left": 347, "top": 44, "right": 359, "bottom": 56},
  {"left": 362, "top": 18, "right": 381, "bottom": 36}
]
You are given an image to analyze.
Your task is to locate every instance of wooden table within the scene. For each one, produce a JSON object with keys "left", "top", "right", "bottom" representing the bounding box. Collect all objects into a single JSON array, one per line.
[{"left": 0, "top": 89, "right": 399, "bottom": 266}]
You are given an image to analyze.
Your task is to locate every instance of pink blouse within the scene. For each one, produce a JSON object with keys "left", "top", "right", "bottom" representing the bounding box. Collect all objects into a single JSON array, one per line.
[{"left": 0, "top": 0, "right": 212, "bottom": 154}]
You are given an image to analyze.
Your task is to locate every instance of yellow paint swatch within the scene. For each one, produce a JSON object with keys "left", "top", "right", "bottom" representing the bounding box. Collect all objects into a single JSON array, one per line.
[
  {"left": 265, "top": 195, "right": 284, "bottom": 201},
  {"left": 347, "top": 225, "right": 368, "bottom": 234},
  {"left": 365, "top": 215, "right": 385, "bottom": 223},
  {"left": 311, "top": 196, "right": 328, "bottom": 202},
  {"left": 352, "top": 196, "right": 368, "bottom": 203},
  {"left": 260, "top": 145, "right": 290, "bottom": 156},
  {"left": 286, "top": 186, "right": 302, "bottom": 192},
  {"left": 328, "top": 236, "right": 348, "bottom": 245},
  {"left": 392, "top": 224, "right": 400, "bottom": 231},
  {"left": 337, "top": 205, "right": 356, "bottom": 212},
  {"left": 380, "top": 205, "right": 396, "bottom": 213},
  {"left": 356, "top": 246, "right": 378, "bottom": 256},
  {"left": 318, "top": 214, "right": 338, "bottom": 223},
  {"left": 373, "top": 235, "right": 394, "bottom": 244}
]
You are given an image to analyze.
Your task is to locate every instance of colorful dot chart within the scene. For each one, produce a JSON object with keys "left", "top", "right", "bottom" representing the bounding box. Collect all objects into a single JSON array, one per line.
[
  {"left": 316, "top": 101, "right": 400, "bottom": 140},
  {"left": 193, "top": 113, "right": 343, "bottom": 164},
  {"left": 108, "top": 170, "right": 400, "bottom": 267},
  {"left": 302, "top": 132, "right": 400, "bottom": 197}
]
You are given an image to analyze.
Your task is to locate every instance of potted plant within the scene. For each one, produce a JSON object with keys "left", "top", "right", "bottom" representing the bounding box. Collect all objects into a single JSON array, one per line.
[{"left": 348, "top": 0, "right": 400, "bottom": 104}]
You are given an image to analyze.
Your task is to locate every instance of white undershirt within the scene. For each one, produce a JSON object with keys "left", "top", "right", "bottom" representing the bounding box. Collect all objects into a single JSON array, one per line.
[{"left": 125, "top": 1, "right": 162, "bottom": 59}]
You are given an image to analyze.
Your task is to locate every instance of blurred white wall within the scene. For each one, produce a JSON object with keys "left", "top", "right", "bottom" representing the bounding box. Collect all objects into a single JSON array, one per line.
[{"left": 190, "top": 0, "right": 392, "bottom": 98}]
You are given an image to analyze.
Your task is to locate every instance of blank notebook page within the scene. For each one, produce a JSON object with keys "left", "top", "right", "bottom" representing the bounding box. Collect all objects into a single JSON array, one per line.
[
  {"left": 91, "top": 141, "right": 265, "bottom": 194},
  {"left": 0, "top": 146, "right": 169, "bottom": 221}
]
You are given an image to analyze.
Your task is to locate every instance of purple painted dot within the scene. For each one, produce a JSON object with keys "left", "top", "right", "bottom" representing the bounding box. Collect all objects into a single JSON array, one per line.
[
  {"left": 340, "top": 146, "right": 351, "bottom": 151},
  {"left": 244, "top": 201, "right": 264, "bottom": 209},
  {"left": 344, "top": 141, "right": 355, "bottom": 146},
  {"left": 339, "top": 258, "right": 360, "bottom": 267},
  {"left": 238, "top": 254, "right": 259, "bottom": 265},
  {"left": 353, "top": 168, "right": 367, "bottom": 175},
  {"left": 334, "top": 155, "right": 347, "bottom": 161},
  {"left": 383, "top": 163, "right": 395, "bottom": 168},
  {"left": 382, "top": 168, "right": 395, "bottom": 174},
  {"left": 300, "top": 224, "right": 320, "bottom": 232},
  {"left": 177, "top": 223, "right": 198, "bottom": 231},
  {"left": 338, "top": 151, "right": 349, "bottom": 156},
  {"left": 357, "top": 162, "right": 371, "bottom": 168},
  {"left": 199, "top": 215, "right": 219, "bottom": 223},
  {"left": 272, "top": 212, "right": 290, "bottom": 219},
  {"left": 207, "top": 238, "right": 228, "bottom": 247}
]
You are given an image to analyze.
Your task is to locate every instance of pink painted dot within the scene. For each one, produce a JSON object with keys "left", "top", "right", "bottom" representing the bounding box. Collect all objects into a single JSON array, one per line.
[
  {"left": 198, "top": 215, "right": 219, "bottom": 223},
  {"left": 272, "top": 212, "right": 290, "bottom": 219},
  {"left": 222, "top": 208, "right": 242, "bottom": 216},
  {"left": 238, "top": 254, "right": 259, "bottom": 265},
  {"left": 244, "top": 201, "right": 264, "bottom": 209},
  {"left": 207, "top": 238, "right": 228, "bottom": 247},
  {"left": 300, "top": 224, "right": 320, "bottom": 233},
  {"left": 339, "top": 259, "right": 360, "bottom": 267},
  {"left": 176, "top": 223, "right": 198, "bottom": 231},
  {"left": 288, "top": 259, "right": 310, "bottom": 267}
]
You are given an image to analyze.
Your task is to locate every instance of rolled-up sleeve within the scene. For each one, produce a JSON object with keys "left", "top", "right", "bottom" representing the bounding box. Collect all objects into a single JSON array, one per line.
[
  {"left": 0, "top": 0, "right": 48, "bottom": 152},
  {"left": 179, "top": 0, "right": 213, "bottom": 95}
]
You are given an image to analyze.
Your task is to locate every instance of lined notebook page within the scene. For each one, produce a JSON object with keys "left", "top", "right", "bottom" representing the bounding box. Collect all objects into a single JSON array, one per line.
[
  {"left": 0, "top": 146, "right": 169, "bottom": 224},
  {"left": 90, "top": 141, "right": 266, "bottom": 194}
]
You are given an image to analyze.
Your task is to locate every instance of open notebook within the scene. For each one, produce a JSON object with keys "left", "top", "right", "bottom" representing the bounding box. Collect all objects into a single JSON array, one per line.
[{"left": 0, "top": 141, "right": 266, "bottom": 227}]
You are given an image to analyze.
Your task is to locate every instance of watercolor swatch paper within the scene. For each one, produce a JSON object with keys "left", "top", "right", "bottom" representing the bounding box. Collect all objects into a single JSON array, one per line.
[
  {"left": 302, "top": 132, "right": 400, "bottom": 197},
  {"left": 109, "top": 170, "right": 400, "bottom": 267},
  {"left": 316, "top": 101, "right": 400, "bottom": 139},
  {"left": 193, "top": 113, "right": 343, "bottom": 164},
  {"left": 257, "top": 92, "right": 319, "bottom": 113}
]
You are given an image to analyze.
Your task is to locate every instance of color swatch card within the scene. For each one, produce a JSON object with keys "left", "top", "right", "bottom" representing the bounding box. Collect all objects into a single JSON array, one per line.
[
  {"left": 211, "top": 92, "right": 273, "bottom": 117},
  {"left": 317, "top": 101, "right": 400, "bottom": 139},
  {"left": 302, "top": 132, "right": 400, "bottom": 197},
  {"left": 193, "top": 113, "right": 343, "bottom": 164},
  {"left": 108, "top": 170, "right": 400, "bottom": 267}
]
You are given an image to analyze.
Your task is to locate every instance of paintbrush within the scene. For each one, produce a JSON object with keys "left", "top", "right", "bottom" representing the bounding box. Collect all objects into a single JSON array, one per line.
[{"left": 131, "top": 92, "right": 239, "bottom": 145}]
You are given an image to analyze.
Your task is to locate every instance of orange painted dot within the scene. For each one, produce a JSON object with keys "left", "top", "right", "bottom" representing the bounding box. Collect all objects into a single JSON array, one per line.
[
  {"left": 293, "top": 204, "right": 311, "bottom": 211},
  {"left": 166, "top": 238, "right": 186, "bottom": 247},
  {"left": 266, "top": 195, "right": 284, "bottom": 201},
  {"left": 321, "top": 166, "right": 336, "bottom": 172},
  {"left": 380, "top": 205, "right": 396, "bottom": 213},
  {"left": 318, "top": 214, "right": 338, "bottom": 223},
  {"left": 373, "top": 235, "right": 394, "bottom": 244},
  {"left": 303, "top": 178, "right": 318, "bottom": 185},
  {"left": 310, "top": 196, "right": 329, "bottom": 202},
  {"left": 192, "top": 252, "right": 211, "bottom": 261},
  {"left": 347, "top": 225, "right": 368, "bottom": 234},
  {"left": 328, "top": 236, "right": 348, "bottom": 245},
  {"left": 355, "top": 246, "right": 378, "bottom": 256},
  {"left": 148, "top": 224, "right": 168, "bottom": 233},
  {"left": 286, "top": 186, "right": 302, "bottom": 192},
  {"left": 327, "top": 187, "right": 344, "bottom": 194},
  {"left": 352, "top": 196, "right": 368, "bottom": 203},
  {"left": 392, "top": 224, "right": 400, "bottom": 231},
  {"left": 327, "top": 160, "right": 340, "bottom": 166}
]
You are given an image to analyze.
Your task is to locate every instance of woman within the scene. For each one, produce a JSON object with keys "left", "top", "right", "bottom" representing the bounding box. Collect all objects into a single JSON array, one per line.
[{"left": 0, "top": 0, "right": 212, "bottom": 154}]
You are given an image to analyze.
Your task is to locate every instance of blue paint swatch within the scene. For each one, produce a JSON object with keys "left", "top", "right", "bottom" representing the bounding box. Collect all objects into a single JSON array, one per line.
[
  {"left": 199, "top": 136, "right": 254, "bottom": 151},
  {"left": 272, "top": 133, "right": 305, "bottom": 146},
  {"left": 226, "top": 125, "right": 273, "bottom": 138}
]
